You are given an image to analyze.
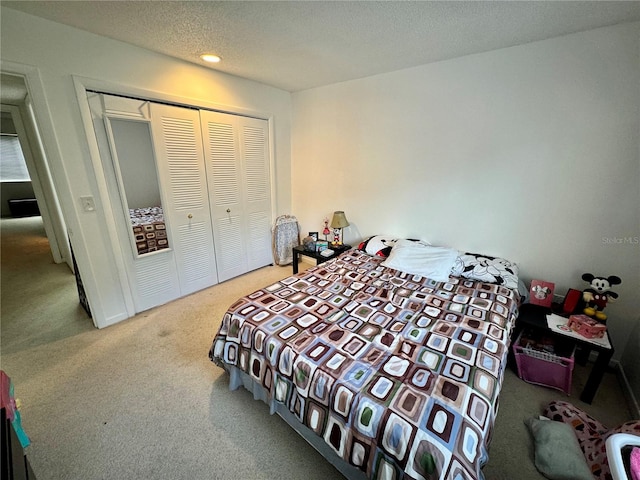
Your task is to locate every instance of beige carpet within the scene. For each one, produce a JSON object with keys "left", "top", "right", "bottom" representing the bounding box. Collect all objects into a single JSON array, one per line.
[
  {"left": 1, "top": 216, "right": 93, "bottom": 355},
  {"left": 0, "top": 217, "right": 633, "bottom": 480}
]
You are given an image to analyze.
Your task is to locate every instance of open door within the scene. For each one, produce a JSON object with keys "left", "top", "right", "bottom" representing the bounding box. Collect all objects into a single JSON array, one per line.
[{"left": 0, "top": 101, "right": 67, "bottom": 266}]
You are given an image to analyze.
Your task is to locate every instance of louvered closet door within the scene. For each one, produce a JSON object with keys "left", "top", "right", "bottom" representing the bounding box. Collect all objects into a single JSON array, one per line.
[
  {"left": 88, "top": 93, "right": 181, "bottom": 313},
  {"left": 240, "top": 118, "right": 273, "bottom": 271},
  {"left": 150, "top": 103, "right": 218, "bottom": 294},
  {"left": 200, "top": 110, "right": 272, "bottom": 282}
]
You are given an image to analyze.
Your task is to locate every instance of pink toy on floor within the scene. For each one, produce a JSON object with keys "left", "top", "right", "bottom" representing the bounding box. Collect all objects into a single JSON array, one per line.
[
  {"left": 631, "top": 447, "right": 640, "bottom": 480},
  {"left": 544, "top": 400, "right": 640, "bottom": 480}
]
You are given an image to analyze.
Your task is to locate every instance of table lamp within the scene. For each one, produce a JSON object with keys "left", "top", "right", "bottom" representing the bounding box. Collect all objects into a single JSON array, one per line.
[{"left": 330, "top": 211, "right": 349, "bottom": 245}]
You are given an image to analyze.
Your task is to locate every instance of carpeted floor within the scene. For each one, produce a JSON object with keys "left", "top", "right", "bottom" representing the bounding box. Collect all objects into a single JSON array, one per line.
[
  {"left": 1, "top": 217, "right": 94, "bottom": 355},
  {"left": 0, "top": 216, "right": 633, "bottom": 480}
]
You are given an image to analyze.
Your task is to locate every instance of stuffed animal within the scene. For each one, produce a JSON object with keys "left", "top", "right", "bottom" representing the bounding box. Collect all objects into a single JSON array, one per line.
[
  {"left": 581, "top": 273, "right": 621, "bottom": 321},
  {"left": 358, "top": 235, "right": 398, "bottom": 258}
]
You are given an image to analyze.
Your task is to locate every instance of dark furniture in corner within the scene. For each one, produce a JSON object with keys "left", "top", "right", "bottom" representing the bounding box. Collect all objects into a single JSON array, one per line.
[
  {"left": 291, "top": 244, "right": 351, "bottom": 274},
  {"left": 513, "top": 303, "right": 614, "bottom": 404},
  {"left": 7, "top": 199, "right": 40, "bottom": 218}
]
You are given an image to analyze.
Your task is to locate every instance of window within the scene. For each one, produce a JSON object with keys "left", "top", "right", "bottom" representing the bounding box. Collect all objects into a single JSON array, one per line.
[{"left": 0, "top": 135, "right": 31, "bottom": 182}]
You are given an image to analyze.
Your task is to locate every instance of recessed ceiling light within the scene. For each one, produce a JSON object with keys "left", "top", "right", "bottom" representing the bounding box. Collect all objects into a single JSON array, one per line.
[{"left": 200, "top": 54, "right": 221, "bottom": 63}]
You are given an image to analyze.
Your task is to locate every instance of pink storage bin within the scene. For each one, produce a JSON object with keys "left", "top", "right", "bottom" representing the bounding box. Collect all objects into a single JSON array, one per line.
[{"left": 513, "top": 330, "right": 576, "bottom": 395}]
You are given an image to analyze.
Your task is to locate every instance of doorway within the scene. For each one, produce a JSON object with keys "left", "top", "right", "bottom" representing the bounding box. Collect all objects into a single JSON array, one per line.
[{"left": 0, "top": 73, "right": 93, "bottom": 354}]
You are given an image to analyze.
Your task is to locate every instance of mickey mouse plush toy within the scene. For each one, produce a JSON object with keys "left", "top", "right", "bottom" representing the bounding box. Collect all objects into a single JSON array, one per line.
[{"left": 581, "top": 273, "right": 622, "bottom": 322}]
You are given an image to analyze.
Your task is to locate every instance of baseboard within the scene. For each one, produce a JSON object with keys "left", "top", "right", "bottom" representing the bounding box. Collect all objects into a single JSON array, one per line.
[{"left": 617, "top": 363, "right": 640, "bottom": 419}]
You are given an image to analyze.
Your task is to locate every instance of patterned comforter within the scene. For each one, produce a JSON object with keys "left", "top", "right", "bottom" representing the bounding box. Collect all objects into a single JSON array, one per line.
[{"left": 209, "top": 249, "right": 520, "bottom": 479}]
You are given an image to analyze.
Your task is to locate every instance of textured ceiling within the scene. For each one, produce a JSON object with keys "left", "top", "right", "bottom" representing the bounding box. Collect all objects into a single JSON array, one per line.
[{"left": 4, "top": 1, "right": 640, "bottom": 92}]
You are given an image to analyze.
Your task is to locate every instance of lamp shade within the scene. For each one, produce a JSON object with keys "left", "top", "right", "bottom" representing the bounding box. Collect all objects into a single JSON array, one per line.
[{"left": 330, "top": 211, "right": 349, "bottom": 229}]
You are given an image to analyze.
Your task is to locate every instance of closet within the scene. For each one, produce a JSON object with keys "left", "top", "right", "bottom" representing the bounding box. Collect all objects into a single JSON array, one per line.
[
  {"left": 87, "top": 92, "right": 273, "bottom": 313},
  {"left": 201, "top": 110, "right": 273, "bottom": 281}
]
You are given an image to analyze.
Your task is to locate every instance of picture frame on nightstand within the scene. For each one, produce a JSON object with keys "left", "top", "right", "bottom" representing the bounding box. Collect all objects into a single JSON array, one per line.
[
  {"left": 529, "top": 279, "right": 555, "bottom": 308},
  {"left": 315, "top": 240, "right": 329, "bottom": 252},
  {"left": 309, "top": 231, "right": 318, "bottom": 241}
]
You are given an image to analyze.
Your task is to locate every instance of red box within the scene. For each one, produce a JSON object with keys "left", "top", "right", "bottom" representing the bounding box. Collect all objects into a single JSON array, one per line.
[{"left": 568, "top": 314, "right": 607, "bottom": 339}]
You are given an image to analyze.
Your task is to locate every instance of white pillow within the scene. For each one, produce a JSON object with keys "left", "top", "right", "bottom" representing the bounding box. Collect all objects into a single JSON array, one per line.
[{"left": 382, "top": 239, "right": 459, "bottom": 282}]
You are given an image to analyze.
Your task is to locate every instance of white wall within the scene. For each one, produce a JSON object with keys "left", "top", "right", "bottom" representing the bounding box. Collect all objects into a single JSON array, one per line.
[
  {"left": 1, "top": 7, "right": 292, "bottom": 328},
  {"left": 292, "top": 22, "right": 640, "bottom": 360}
]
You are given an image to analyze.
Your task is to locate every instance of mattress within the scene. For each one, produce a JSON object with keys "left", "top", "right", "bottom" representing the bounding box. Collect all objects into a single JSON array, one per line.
[{"left": 209, "top": 248, "right": 520, "bottom": 479}]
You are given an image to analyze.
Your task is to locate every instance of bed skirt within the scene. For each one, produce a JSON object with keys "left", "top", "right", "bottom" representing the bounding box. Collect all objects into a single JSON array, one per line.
[{"left": 224, "top": 364, "right": 368, "bottom": 480}]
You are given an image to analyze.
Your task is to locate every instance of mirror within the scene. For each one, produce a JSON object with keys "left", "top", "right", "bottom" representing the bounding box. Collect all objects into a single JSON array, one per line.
[{"left": 106, "top": 117, "right": 169, "bottom": 257}]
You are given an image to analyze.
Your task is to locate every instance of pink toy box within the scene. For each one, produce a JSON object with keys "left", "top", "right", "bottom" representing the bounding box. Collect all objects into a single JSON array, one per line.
[
  {"left": 513, "top": 330, "right": 576, "bottom": 395},
  {"left": 568, "top": 314, "right": 607, "bottom": 339}
]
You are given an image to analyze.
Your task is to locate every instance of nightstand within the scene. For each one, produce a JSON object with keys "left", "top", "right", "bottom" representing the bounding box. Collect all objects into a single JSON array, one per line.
[
  {"left": 292, "top": 244, "right": 351, "bottom": 274},
  {"left": 512, "top": 303, "right": 614, "bottom": 404}
]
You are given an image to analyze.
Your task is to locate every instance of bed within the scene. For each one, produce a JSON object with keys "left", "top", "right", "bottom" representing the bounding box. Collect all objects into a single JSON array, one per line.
[
  {"left": 209, "top": 238, "right": 521, "bottom": 480},
  {"left": 129, "top": 206, "right": 168, "bottom": 255}
]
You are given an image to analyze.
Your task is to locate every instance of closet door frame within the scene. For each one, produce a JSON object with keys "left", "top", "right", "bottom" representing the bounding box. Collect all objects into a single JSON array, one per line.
[{"left": 73, "top": 76, "right": 277, "bottom": 319}]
